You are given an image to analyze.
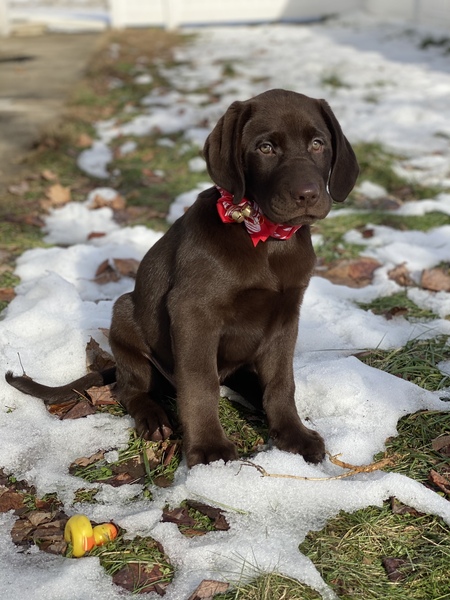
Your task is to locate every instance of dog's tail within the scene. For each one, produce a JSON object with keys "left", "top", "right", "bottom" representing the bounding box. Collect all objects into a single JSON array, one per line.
[{"left": 5, "top": 368, "right": 116, "bottom": 405}]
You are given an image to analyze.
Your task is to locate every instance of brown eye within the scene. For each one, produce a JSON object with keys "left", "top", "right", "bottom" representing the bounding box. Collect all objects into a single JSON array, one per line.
[
  {"left": 259, "top": 143, "right": 274, "bottom": 155},
  {"left": 311, "top": 139, "right": 323, "bottom": 153}
]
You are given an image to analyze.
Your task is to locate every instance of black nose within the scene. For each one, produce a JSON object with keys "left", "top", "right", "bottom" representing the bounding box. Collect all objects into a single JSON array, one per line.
[{"left": 293, "top": 182, "right": 320, "bottom": 206}]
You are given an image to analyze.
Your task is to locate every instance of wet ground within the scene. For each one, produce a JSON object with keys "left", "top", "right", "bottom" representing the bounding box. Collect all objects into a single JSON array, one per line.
[{"left": 0, "top": 32, "right": 100, "bottom": 190}]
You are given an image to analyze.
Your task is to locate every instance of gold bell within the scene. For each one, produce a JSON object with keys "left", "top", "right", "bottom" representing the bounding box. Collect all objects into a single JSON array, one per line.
[
  {"left": 231, "top": 210, "right": 245, "bottom": 223},
  {"left": 241, "top": 204, "right": 253, "bottom": 218},
  {"left": 231, "top": 203, "right": 253, "bottom": 223}
]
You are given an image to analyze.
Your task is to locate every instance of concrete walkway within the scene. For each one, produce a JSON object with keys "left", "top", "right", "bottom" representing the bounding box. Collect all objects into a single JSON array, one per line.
[{"left": 0, "top": 32, "right": 101, "bottom": 189}]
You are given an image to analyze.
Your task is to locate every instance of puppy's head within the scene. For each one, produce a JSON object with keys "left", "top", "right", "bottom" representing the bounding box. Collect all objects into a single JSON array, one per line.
[{"left": 204, "top": 89, "right": 359, "bottom": 226}]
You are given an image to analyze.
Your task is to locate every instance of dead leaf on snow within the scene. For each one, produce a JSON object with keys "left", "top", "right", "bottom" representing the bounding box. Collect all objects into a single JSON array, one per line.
[
  {"left": 0, "top": 288, "right": 15, "bottom": 302},
  {"left": 114, "top": 258, "right": 140, "bottom": 278},
  {"left": 62, "top": 399, "right": 96, "bottom": 420},
  {"left": 70, "top": 451, "right": 105, "bottom": 469},
  {"left": 94, "top": 259, "right": 121, "bottom": 284},
  {"left": 45, "top": 183, "right": 71, "bottom": 206},
  {"left": 162, "top": 506, "right": 196, "bottom": 527},
  {"left": 421, "top": 267, "right": 450, "bottom": 292},
  {"left": 94, "top": 258, "right": 140, "bottom": 284},
  {"left": 0, "top": 489, "right": 25, "bottom": 512},
  {"left": 428, "top": 469, "right": 450, "bottom": 495},
  {"left": 85, "top": 337, "right": 115, "bottom": 372},
  {"left": 10, "top": 519, "right": 34, "bottom": 544},
  {"left": 87, "top": 384, "right": 118, "bottom": 406},
  {"left": 388, "top": 263, "right": 415, "bottom": 287},
  {"left": 187, "top": 579, "right": 229, "bottom": 600},
  {"left": 87, "top": 231, "right": 107, "bottom": 240},
  {"left": 89, "top": 191, "right": 126, "bottom": 211},
  {"left": 27, "top": 511, "right": 53, "bottom": 527},
  {"left": 316, "top": 257, "right": 382, "bottom": 288},
  {"left": 47, "top": 399, "right": 79, "bottom": 417}
]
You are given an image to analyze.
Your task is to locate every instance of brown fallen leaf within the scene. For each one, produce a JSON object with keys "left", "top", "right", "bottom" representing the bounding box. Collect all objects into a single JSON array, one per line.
[
  {"left": 431, "top": 434, "right": 450, "bottom": 456},
  {"left": 87, "top": 384, "right": 118, "bottom": 406},
  {"left": 113, "top": 456, "right": 147, "bottom": 481},
  {"left": 105, "top": 472, "right": 136, "bottom": 487},
  {"left": 47, "top": 398, "right": 79, "bottom": 417},
  {"left": 421, "top": 267, "right": 450, "bottom": 292},
  {"left": 361, "top": 227, "right": 375, "bottom": 239},
  {"left": 0, "top": 489, "right": 25, "bottom": 512},
  {"left": 62, "top": 399, "right": 96, "bottom": 420},
  {"left": 428, "top": 469, "right": 450, "bottom": 495},
  {"left": 162, "top": 506, "right": 196, "bottom": 527},
  {"left": 28, "top": 511, "right": 53, "bottom": 527},
  {"left": 0, "top": 288, "right": 15, "bottom": 302},
  {"left": 382, "top": 557, "right": 409, "bottom": 582},
  {"left": 185, "top": 500, "right": 229, "bottom": 531},
  {"left": 89, "top": 191, "right": 126, "bottom": 211},
  {"left": 10, "top": 519, "right": 34, "bottom": 545},
  {"left": 388, "top": 263, "right": 415, "bottom": 287},
  {"left": 112, "top": 562, "right": 168, "bottom": 595},
  {"left": 187, "top": 579, "right": 229, "bottom": 600},
  {"left": 45, "top": 183, "right": 71, "bottom": 207},
  {"left": 390, "top": 497, "right": 423, "bottom": 516},
  {"left": 11, "top": 511, "right": 68, "bottom": 555},
  {"left": 70, "top": 451, "right": 105, "bottom": 469},
  {"left": 93, "top": 258, "right": 140, "bottom": 283},
  {"left": 41, "top": 169, "right": 58, "bottom": 181},
  {"left": 87, "top": 231, "right": 107, "bottom": 240},
  {"left": 113, "top": 258, "right": 140, "bottom": 279},
  {"left": 76, "top": 132, "right": 93, "bottom": 148},
  {"left": 316, "top": 257, "right": 381, "bottom": 288},
  {"left": 85, "top": 337, "right": 115, "bottom": 372},
  {"left": 94, "top": 259, "right": 121, "bottom": 284}
]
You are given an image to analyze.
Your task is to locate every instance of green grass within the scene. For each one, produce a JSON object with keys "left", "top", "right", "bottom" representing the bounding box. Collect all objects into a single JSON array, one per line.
[
  {"left": 357, "top": 336, "right": 450, "bottom": 392},
  {"left": 358, "top": 292, "right": 436, "bottom": 322},
  {"left": 216, "top": 573, "right": 322, "bottom": 599},
  {"left": 352, "top": 142, "right": 444, "bottom": 200},
  {"left": 2, "top": 23, "right": 450, "bottom": 600},
  {"left": 299, "top": 503, "right": 450, "bottom": 600},
  {"left": 86, "top": 533, "right": 174, "bottom": 592},
  {"left": 70, "top": 432, "right": 181, "bottom": 491},
  {"left": 313, "top": 210, "right": 450, "bottom": 265},
  {"left": 375, "top": 410, "right": 450, "bottom": 485}
]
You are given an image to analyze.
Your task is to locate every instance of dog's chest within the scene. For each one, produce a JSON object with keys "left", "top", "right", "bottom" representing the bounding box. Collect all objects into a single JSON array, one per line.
[{"left": 217, "top": 283, "right": 302, "bottom": 366}]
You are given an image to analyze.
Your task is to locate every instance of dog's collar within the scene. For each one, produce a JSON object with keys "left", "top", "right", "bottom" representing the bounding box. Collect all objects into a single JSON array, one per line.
[{"left": 215, "top": 186, "right": 301, "bottom": 247}]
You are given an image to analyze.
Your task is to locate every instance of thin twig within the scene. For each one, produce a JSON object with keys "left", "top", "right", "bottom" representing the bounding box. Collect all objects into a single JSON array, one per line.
[{"left": 240, "top": 453, "right": 394, "bottom": 482}]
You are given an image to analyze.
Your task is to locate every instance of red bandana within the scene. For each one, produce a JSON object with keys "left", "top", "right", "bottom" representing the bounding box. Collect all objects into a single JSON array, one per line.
[{"left": 216, "top": 187, "right": 301, "bottom": 247}]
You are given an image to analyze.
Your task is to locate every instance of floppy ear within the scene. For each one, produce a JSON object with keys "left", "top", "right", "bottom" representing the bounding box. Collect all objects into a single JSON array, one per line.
[
  {"left": 203, "top": 100, "right": 252, "bottom": 204},
  {"left": 319, "top": 100, "right": 359, "bottom": 202}
]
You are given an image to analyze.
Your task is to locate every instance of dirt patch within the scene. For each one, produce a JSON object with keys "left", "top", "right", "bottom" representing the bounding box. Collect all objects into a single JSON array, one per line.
[{"left": 0, "top": 32, "right": 101, "bottom": 189}]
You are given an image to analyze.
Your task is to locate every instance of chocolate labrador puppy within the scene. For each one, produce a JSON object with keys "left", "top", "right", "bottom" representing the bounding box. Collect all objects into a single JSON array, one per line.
[{"left": 6, "top": 89, "right": 359, "bottom": 467}]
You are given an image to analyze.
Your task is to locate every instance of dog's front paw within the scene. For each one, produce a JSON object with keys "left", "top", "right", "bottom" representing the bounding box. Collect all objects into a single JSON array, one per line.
[
  {"left": 272, "top": 423, "right": 325, "bottom": 464},
  {"left": 133, "top": 405, "right": 173, "bottom": 442},
  {"left": 185, "top": 438, "right": 238, "bottom": 468}
]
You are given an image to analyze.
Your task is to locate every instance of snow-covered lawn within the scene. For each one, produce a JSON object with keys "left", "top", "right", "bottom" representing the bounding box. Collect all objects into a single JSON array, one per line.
[{"left": 1, "top": 12, "right": 450, "bottom": 600}]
